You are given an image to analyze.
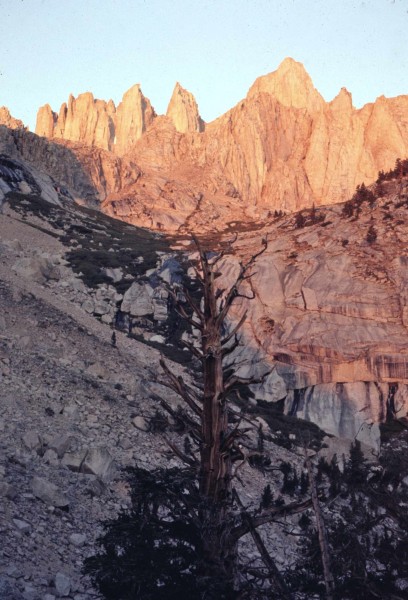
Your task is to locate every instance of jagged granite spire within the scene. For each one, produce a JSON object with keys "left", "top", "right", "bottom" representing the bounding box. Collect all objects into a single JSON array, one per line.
[{"left": 166, "top": 82, "right": 204, "bottom": 133}]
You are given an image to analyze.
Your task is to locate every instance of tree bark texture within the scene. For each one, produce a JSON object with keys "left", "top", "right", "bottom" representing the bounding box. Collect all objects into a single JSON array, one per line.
[{"left": 305, "top": 452, "right": 335, "bottom": 600}]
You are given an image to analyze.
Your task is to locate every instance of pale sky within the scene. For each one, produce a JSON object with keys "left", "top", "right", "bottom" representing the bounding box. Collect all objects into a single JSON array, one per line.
[{"left": 1, "top": 0, "right": 407, "bottom": 130}]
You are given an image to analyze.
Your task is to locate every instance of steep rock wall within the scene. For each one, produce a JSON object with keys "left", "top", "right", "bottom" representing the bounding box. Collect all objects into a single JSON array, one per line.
[
  {"left": 35, "top": 85, "right": 155, "bottom": 156},
  {"left": 0, "top": 126, "right": 141, "bottom": 202},
  {"left": 33, "top": 58, "right": 408, "bottom": 227},
  {"left": 208, "top": 191, "right": 408, "bottom": 447}
]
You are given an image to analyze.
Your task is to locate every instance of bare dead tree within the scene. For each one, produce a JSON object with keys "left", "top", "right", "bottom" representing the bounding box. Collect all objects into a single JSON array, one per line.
[
  {"left": 159, "top": 234, "right": 311, "bottom": 597},
  {"left": 304, "top": 448, "right": 335, "bottom": 600}
]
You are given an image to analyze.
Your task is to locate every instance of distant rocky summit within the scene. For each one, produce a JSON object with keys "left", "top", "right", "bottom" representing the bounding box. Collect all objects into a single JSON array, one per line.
[
  {"left": 35, "top": 84, "right": 156, "bottom": 155},
  {"left": 31, "top": 57, "right": 408, "bottom": 230},
  {"left": 166, "top": 82, "right": 204, "bottom": 133}
]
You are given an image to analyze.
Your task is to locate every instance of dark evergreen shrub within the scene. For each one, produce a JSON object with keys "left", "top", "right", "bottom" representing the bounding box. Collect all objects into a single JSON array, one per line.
[
  {"left": 286, "top": 438, "right": 408, "bottom": 599},
  {"left": 148, "top": 409, "right": 170, "bottom": 433},
  {"left": 366, "top": 225, "right": 377, "bottom": 244},
  {"left": 84, "top": 467, "right": 237, "bottom": 600},
  {"left": 295, "top": 212, "right": 306, "bottom": 228}
]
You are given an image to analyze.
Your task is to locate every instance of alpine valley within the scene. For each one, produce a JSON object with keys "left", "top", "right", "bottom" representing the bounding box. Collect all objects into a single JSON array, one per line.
[{"left": 0, "top": 58, "right": 407, "bottom": 599}]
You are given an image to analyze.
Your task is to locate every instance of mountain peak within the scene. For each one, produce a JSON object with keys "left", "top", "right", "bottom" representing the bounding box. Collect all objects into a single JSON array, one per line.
[
  {"left": 114, "top": 84, "right": 156, "bottom": 155},
  {"left": 166, "top": 83, "right": 204, "bottom": 133},
  {"left": 122, "top": 83, "right": 142, "bottom": 100},
  {"left": 330, "top": 87, "right": 353, "bottom": 111},
  {"left": 248, "top": 57, "right": 324, "bottom": 112},
  {"left": 0, "top": 106, "right": 26, "bottom": 130},
  {"left": 277, "top": 56, "right": 307, "bottom": 72}
]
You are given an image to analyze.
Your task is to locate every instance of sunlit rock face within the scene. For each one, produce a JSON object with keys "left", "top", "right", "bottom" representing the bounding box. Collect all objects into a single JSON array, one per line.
[
  {"left": 35, "top": 57, "right": 408, "bottom": 230},
  {"left": 196, "top": 59, "right": 408, "bottom": 213},
  {"left": 113, "top": 84, "right": 156, "bottom": 156},
  {"left": 36, "top": 104, "right": 55, "bottom": 138},
  {"left": 166, "top": 82, "right": 204, "bottom": 133},
  {"left": 36, "top": 93, "right": 116, "bottom": 151},
  {"left": 210, "top": 187, "right": 408, "bottom": 448},
  {"left": 0, "top": 107, "right": 25, "bottom": 130},
  {"left": 35, "top": 85, "right": 155, "bottom": 156},
  {"left": 247, "top": 57, "right": 325, "bottom": 112}
]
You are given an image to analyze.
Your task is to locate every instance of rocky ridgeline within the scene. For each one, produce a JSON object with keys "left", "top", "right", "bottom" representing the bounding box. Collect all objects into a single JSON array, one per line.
[
  {"left": 0, "top": 108, "right": 25, "bottom": 132},
  {"left": 26, "top": 57, "right": 408, "bottom": 231},
  {"left": 35, "top": 81, "right": 204, "bottom": 157},
  {"left": 0, "top": 125, "right": 142, "bottom": 208}
]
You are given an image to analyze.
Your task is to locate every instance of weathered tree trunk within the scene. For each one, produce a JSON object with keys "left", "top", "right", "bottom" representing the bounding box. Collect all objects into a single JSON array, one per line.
[
  {"left": 161, "top": 235, "right": 312, "bottom": 597},
  {"left": 200, "top": 307, "right": 231, "bottom": 501},
  {"left": 304, "top": 452, "right": 335, "bottom": 600},
  {"left": 198, "top": 249, "right": 238, "bottom": 594}
]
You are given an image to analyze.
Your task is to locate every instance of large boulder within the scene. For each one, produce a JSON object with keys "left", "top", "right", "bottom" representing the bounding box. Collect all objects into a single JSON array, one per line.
[
  {"left": 31, "top": 476, "right": 69, "bottom": 508},
  {"left": 62, "top": 447, "right": 114, "bottom": 481},
  {"left": 121, "top": 282, "right": 153, "bottom": 316},
  {"left": 12, "top": 255, "right": 60, "bottom": 284}
]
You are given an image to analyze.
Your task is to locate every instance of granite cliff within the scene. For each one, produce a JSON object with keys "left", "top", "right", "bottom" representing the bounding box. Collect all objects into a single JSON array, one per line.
[
  {"left": 216, "top": 187, "right": 408, "bottom": 450},
  {"left": 33, "top": 58, "right": 408, "bottom": 230},
  {"left": 0, "top": 144, "right": 407, "bottom": 453},
  {"left": 36, "top": 84, "right": 156, "bottom": 156}
]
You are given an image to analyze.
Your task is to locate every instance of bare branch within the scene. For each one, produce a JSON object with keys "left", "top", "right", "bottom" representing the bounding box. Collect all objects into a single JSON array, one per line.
[
  {"left": 191, "top": 233, "right": 209, "bottom": 279},
  {"left": 221, "top": 311, "right": 247, "bottom": 346},
  {"left": 221, "top": 335, "right": 240, "bottom": 358},
  {"left": 163, "top": 437, "right": 198, "bottom": 468},
  {"left": 234, "top": 290, "right": 256, "bottom": 301},
  {"left": 215, "top": 282, "right": 241, "bottom": 326},
  {"left": 215, "top": 239, "right": 267, "bottom": 327},
  {"left": 190, "top": 264, "right": 204, "bottom": 285},
  {"left": 182, "top": 288, "right": 205, "bottom": 324},
  {"left": 220, "top": 426, "right": 251, "bottom": 454},
  {"left": 210, "top": 233, "right": 238, "bottom": 266},
  {"left": 158, "top": 377, "right": 201, "bottom": 417},
  {"left": 154, "top": 395, "right": 202, "bottom": 439},
  {"left": 160, "top": 359, "right": 203, "bottom": 417},
  {"left": 171, "top": 297, "right": 203, "bottom": 331},
  {"left": 232, "top": 497, "right": 313, "bottom": 540},
  {"left": 240, "top": 271, "right": 257, "bottom": 281},
  {"left": 222, "top": 371, "right": 271, "bottom": 398},
  {"left": 180, "top": 339, "right": 204, "bottom": 360},
  {"left": 234, "top": 490, "right": 293, "bottom": 599}
]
